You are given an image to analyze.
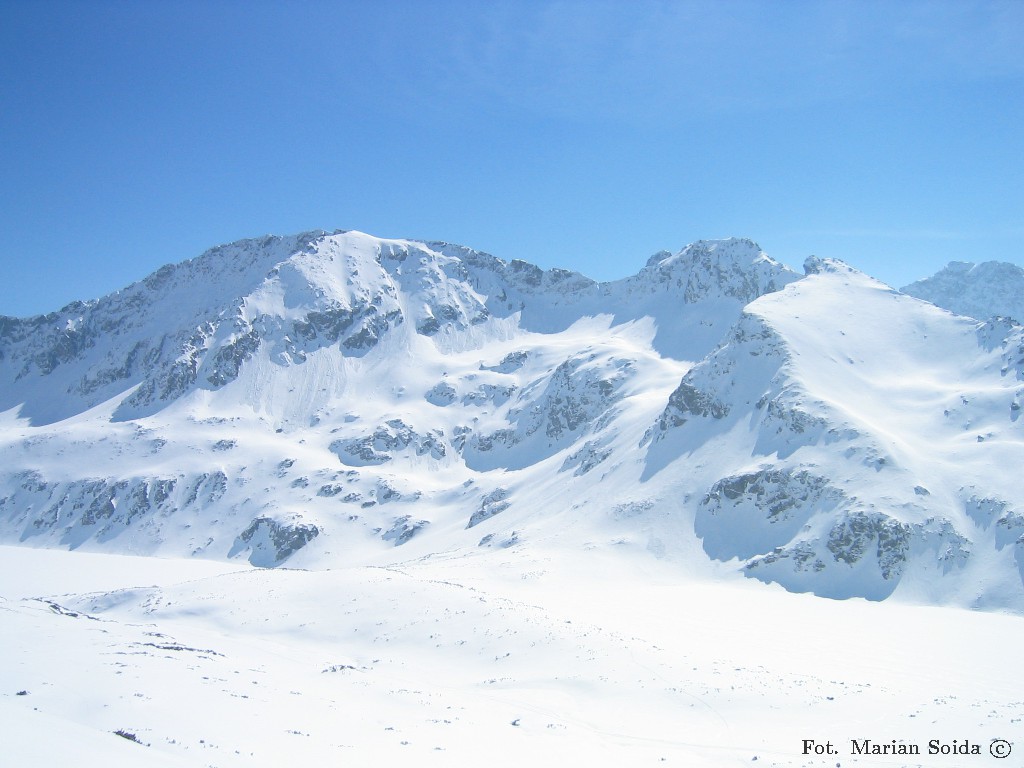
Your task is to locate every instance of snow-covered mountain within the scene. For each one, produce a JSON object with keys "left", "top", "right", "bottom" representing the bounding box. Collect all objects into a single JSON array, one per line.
[
  {"left": 654, "top": 257, "right": 1024, "bottom": 606},
  {"left": 902, "top": 259, "right": 1024, "bottom": 322},
  {"left": 2, "top": 230, "right": 1023, "bottom": 610}
]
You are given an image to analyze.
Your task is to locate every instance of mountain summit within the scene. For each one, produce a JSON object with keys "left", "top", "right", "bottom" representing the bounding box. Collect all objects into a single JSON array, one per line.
[
  {"left": 1, "top": 231, "right": 1022, "bottom": 609},
  {"left": 902, "top": 259, "right": 1024, "bottom": 322}
]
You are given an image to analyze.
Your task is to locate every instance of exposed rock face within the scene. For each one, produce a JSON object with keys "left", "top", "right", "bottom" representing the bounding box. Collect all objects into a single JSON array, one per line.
[
  {"left": 697, "top": 468, "right": 844, "bottom": 561},
  {"left": 482, "top": 350, "right": 528, "bottom": 373},
  {"left": 382, "top": 515, "right": 429, "bottom": 545},
  {"left": 231, "top": 516, "right": 320, "bottom": 566},
  {"left": 467, "top": 489, "right": 511, "bottom": 528},
  {"left": 657, "top": 313, "right": 786, "bottom": 431},
  {"left": 2, "top": 470, "right": 228, "bottom": 553},
  {"left": 463, "top": 353, "right": 633, "bottom": 471},
  {"left": 637, "top": 238, "right": 799, "bottom": 304},
  {"left": 330, "top": 420, "right": 447, "bottom": 466},
  {"left": 560, "top": 439, "right": 612, "bottom": 477},
  {"left": 692, "top": 466, "right": 962, "bottom": 599}
]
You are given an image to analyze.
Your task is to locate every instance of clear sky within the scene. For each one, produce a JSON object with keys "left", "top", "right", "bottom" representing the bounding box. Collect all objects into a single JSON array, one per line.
[{"left": 1, "top": 0, "right": 1022, "bottom": 317}]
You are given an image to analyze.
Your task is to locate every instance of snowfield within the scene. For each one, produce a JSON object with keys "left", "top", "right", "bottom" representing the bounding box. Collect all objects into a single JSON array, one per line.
[
  {"left": 2, "top": 230, "right": 1024, "bottom": 764},
  {"left": 3, "top": 544, "right": 1023, "bottom": 767}
]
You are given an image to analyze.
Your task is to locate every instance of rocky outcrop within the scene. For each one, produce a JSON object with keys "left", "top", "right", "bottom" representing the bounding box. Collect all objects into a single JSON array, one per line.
[
  {"left": 381, "top": 515, "right": 429, "bottom": 545},
  {"left": 1, "top": 471, "right": 230, "bottom": 551},
  {"left": 696, "top": 468, "right": 844, "bottom": 561},
  {"left": 467, "top": 489, "right": 511, "bottom": 528},
  {"left": 696, "top": 465, "right": 973, "bottom": 599},
  {"left": 231, "top": 515, "right": 320, "bottom": 566},
  {"left": 330, "top": 420, "right": 447, "bottom": 466},
  {"left": 465, "top": 353, "right": 631, "bottom": 470},
  {"left": 636, "top": 238, "right": 799, "bottom": 304}
]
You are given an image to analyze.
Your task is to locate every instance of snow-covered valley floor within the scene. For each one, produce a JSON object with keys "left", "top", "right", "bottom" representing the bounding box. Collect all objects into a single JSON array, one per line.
[{"left": 2, "top": 544, "right": 1020, "bottom": 767}]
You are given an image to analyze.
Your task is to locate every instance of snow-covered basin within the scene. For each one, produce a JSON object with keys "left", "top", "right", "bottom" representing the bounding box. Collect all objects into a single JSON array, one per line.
[{"left": 1, "top": 544, "right": 1021, "bottom": 767}]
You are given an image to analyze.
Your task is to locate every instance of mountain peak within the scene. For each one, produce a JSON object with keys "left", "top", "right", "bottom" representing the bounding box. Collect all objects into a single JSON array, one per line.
[
  {"left": 802, "top": 255, "right": 863, "bottom": 276},
  {"left": 636, "top": 237, "right": 798, "bottom": 305},
  {"left": 644, "top": 237, "right": 761, "bottom": 267},
  {"left": 902, "top": 259, "right": 1024, "bottom": 322}
]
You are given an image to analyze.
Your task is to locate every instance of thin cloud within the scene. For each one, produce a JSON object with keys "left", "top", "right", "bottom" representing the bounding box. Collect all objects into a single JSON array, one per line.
[{"left": 385, "top": 0, "right": 1024, "bottom": 123}]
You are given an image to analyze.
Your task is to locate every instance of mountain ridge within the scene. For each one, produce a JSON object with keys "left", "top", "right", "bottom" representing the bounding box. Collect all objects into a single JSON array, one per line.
[
  {"left": 2, "top": 230, "right": 1022, "bottom": 611},
  {"left": 901, "top": 258, "right": 1024, "bottom": 322}
]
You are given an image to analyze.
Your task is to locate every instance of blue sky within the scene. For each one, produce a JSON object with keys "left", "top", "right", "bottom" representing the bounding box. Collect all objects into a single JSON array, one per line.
[{"left": 1, "top": 0, "right": 1022, "bottom": 317}]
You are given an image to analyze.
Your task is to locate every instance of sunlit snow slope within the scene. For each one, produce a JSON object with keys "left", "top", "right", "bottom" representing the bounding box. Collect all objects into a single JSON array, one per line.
[
  {"left": 3, "top": 545, "right": 1022, "bottom": 767},
  {"left": 2, "top": 231, "right": 1023, "bottom": 609}
]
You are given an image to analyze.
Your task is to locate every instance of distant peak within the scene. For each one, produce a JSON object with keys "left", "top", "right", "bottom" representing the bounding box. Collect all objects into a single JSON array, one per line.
[
  {"left": 938, "top": 260, "right": 975, "bottom": 275},
  {"left": 635, "top": 237, "right": 798, "bottom": 305},
  {"left": 681, "top": 237, "right": 764, "bottom": 257},
  {"left": 803, "top": 256, "right": 861, "bottom": 276},
  {"left": 645, "top": 238, "right": 769, "bottom": 270},
  {"left": 644, "top": 250, "right": 674, "bottom": 268},
  {"left": 902, "top": 259, "right": 1024, "bottom": 322}
]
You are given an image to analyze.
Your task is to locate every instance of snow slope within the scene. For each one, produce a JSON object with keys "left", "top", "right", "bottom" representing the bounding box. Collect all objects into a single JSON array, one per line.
[{"left": 2, "top": 544, "right": 1022, "bottom": 768}]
